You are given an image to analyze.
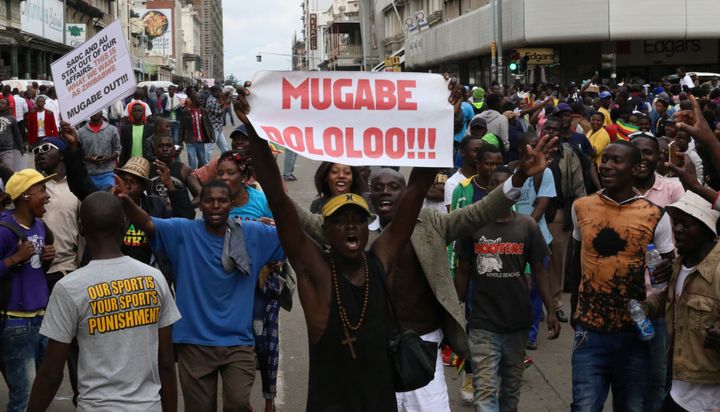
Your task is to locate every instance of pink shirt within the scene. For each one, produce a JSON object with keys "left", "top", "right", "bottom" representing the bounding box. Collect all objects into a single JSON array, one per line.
[
  {"left": 643, "top": 173, "right": 685, "bottom": 208},
  {"left": 643, "top": 173, "right": 685, "bottom": 295}
]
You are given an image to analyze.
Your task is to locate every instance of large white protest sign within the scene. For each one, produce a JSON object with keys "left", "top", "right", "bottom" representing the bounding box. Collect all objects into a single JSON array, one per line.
[
  {"left": 248, "top": 71, "right": 454, "bottom": 167},
  {"left": 50, "top": 19, "right": 136, "bottom": 126}
]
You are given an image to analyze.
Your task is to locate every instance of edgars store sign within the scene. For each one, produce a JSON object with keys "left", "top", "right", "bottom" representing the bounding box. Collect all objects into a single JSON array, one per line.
[{"left": 616, "top": 40, "right": 718, "bottom": 66}]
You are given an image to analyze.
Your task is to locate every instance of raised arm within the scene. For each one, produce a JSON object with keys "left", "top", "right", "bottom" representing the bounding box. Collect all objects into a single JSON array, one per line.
[
  {"left": 59, "top": 121, "right": 101, "bottom": 200},
  {"left": 579, "top": 73, "right": 598, "bottom": 95},
  {"left": 291, "top": 197, "right": 326, "bottom": 245},
  {"left": 437, "top": 132, "right": 558, "bottom": 241},
  {"left": 433, "top": 185, "right": 514, "bottom": 241},
  {"left": 371, "top": 167, "right": 436, "bottom": 271},
  {"left": 114, "top": 177, "right": 156, "bottom": 237},
  {"left": 243, "top": 121, "right": 325, "bottom": 273},
  {"left": 673, "top": 95, "right": 720, "bottom": 200},
  {"left": 242, "top": 117, "right": 335, "bottom": 340}
]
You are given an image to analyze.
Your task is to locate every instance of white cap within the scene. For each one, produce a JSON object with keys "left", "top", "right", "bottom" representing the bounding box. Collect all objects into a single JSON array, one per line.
[{"left": 667, "top": 191, "right": 720, "bottom": 235}]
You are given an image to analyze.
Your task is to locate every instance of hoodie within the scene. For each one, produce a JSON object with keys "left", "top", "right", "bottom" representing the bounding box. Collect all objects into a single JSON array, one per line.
[
  {"left": 477, "top": 110, "right": 509, "bottom": 150},
  {"left": 77, "top": 121, "right": 122, "bottom": 175}
]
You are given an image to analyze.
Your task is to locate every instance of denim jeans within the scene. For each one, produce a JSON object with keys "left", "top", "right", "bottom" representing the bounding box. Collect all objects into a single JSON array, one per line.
[
  {"left": 205, "top": 129, "right": 229, "bottom": 161},
  {"left": 89, "top": 171, "right": 116, "bottom": 189},
  {"left": 1, "top": 316, "right": 48, "bottom": 412},
  {"left": 170, "top": 121, "right": 180, "bottom": 145},
  {"left": 571, "top": 325, "right": 651, "bottom": 412},
  {"left": 645, "top": 318, "right": 668, "bottom": 412},
  {"left": 185, "top": 143, "right": 207, "bottom": 169},
  {"left": 468, "top": 328, "right": 528, "bottom": 412},
  {"left": 223, "top": 107, "right": 235, "bottom": 126},
  {"left": 283, "top": 150, "right": 298, "bottom": 178},
  {"left": 528, "top": 277, "right": 543, "bottom": 345}
]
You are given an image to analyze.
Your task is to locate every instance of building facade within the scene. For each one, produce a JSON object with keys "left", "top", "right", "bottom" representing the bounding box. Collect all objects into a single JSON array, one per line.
[
  {"left": 192, "top": 0, "right": 223, "bottom": 81},
  {"left": 181, "top": 2, "right": 202, "bottom": 79},
  {"left": 300, "top": 0, "right": 332, "bottom": 71},
  {"left": 401, "top": 0, "right": 720, "bottom": 85},
  {"left": 0, "top": 0, "right": 118, "bottom": 81}
]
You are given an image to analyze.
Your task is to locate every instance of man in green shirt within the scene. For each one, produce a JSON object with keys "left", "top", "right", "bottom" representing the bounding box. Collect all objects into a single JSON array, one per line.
[{"left": 121, "top": 102, "right": 153, "bottom": 166}]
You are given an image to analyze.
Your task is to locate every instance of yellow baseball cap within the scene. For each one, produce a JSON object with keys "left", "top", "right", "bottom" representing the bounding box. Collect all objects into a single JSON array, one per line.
[
  {"left": 321, "top": 193, "right": 371, "bottom": 219},
  {"left": 5, "top": 169, "right": 55, "bottom": 200}
]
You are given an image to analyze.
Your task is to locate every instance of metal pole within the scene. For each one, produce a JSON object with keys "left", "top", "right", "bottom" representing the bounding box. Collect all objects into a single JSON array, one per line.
[
  {"left": 496, "top": 0, "right": 504, "bottom": 88},
  {"left": 358, "top": 0, "right": 368, "bottom": 71},
  {"left": 490, "top": 0, "right": 497, "bottom": 84},
  {"left": 390, "top": 1, "right": 403, "bottom": 26},
  {"left": 62, "top": 0, "right": 67, "bottom": 46}
]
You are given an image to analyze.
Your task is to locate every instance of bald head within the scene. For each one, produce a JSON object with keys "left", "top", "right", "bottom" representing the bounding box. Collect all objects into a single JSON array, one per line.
[
  {"left": 370, "top": 168, "right": 406, "bottom": 188},
  {"left": 80, "top": 192, "right": 125, "bottom": 237}
]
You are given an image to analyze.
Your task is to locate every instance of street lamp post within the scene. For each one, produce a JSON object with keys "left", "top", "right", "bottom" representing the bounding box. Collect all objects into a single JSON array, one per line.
[{"left": 140, "top": 34, "right": 147, "bottom": 81}]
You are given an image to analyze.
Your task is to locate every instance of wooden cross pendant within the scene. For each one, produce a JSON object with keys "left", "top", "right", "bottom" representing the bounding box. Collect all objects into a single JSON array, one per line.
[{"left": 341, "top": 325, "right": 357, "bottom": 360}]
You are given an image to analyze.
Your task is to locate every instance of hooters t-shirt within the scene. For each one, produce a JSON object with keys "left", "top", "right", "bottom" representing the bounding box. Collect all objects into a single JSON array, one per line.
[
  {"left": 456, "top": 214, "right": 549, "bottom": 333},
  {"left": 40, "top": 256, "right": 181, "bottom": 411}
]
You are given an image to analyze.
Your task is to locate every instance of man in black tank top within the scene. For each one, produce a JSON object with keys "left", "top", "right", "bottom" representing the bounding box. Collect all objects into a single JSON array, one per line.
[{"left": 247, "top": 120, "right": 436, "bottom": 410}]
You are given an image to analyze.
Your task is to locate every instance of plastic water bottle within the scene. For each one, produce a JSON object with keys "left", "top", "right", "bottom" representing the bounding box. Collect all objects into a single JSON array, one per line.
[
  {"left": 646, "top": 244, "right": 665, "bottom": 289},
  {"left": 628, "top": 299, "right": 655, "bottom": 341}
]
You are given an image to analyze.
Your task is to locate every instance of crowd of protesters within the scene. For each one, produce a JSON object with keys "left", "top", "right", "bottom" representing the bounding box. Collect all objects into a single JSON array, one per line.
[{"left": 0, "top": 66, "right": 717, "bottom": 412}]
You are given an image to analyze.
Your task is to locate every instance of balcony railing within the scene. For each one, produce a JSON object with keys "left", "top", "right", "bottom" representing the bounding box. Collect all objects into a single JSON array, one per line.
[{"left": 331, "top": 44, "right": 363, "bottom": 59}]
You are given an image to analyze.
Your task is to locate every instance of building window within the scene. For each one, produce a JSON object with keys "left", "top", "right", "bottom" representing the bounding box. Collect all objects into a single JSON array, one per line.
[{"left": 5, "top": 0, "right": 11, "bottom": 20}]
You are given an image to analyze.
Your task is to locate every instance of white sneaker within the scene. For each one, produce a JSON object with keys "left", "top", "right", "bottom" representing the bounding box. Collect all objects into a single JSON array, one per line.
[{"left": 460, "top": 371, "right": 474, "bottom": 404}]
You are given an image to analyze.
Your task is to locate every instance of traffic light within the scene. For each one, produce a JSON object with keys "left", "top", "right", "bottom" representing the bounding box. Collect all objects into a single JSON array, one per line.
[
  {"left": 509, "top": 61, "right": 518, "bottom": 73},
  {"left": 519, "top": 55, "right": 529, "bottom": 72},
  {"left": 256, "top": 54, "right": 262, "bottom": 62},
  {"left": 600, "top": 53, "right": 615, "bottom": 71}
]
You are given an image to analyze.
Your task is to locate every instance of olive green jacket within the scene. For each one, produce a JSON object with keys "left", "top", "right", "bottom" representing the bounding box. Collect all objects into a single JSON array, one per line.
[
  {"left": 293, "top": 185, "right": 514, "bottom": 358},
  {"left": 647, "top": 241, "right": 720, "bottom": 385}
]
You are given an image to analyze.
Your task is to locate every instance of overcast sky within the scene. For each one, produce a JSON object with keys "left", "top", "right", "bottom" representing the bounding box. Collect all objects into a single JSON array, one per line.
[
  {"left": 223, "top": 0, "right": 330, "bottom": 83},
  {"left": 223, "top": 0, "right": 302, "bottom": 80}
]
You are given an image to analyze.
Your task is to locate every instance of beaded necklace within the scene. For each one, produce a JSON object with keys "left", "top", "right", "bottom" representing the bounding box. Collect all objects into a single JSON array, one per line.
[
  {"left": 331, "top": 253, "right": 370, "bottom": 331},
  {"left": 331, "top": 253, "right": 369, "bottom": 359}
]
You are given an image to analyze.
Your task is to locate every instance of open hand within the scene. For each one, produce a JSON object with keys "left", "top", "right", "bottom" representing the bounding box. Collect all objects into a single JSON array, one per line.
[
  {"left": 514, "top": 133, "right": 559, "bottom": 185},
  {"left": 447, "top": 77, "right": 464, "bottom": 114},
  {"left": 675, "top": 95, "right": 716, "bottom": 147},
  {"left": 233, "top": 86, "right": 251, "bottom": 125},
  {"left": 667, "top": 153, "right": 699, "bottom": 191},
  {"left": 112, "top": 174, "right": 129, "bottom": 199},
  {"left": 59, "top": 121, "right": 78, "bottom": 149}
]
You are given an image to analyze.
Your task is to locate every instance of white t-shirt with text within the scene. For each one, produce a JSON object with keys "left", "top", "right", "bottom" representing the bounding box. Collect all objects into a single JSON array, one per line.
[{"left": 40, "top": 256, "right": 181, "bottom": 411}]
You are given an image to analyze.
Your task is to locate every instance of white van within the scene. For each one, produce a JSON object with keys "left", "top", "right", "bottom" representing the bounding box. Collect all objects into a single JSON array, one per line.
[
  {"left": 137, "top": 80, "right": 177, "bottom": 91},
  {"left": 0, "top": 79, "right": 54, "bottom": 92}
]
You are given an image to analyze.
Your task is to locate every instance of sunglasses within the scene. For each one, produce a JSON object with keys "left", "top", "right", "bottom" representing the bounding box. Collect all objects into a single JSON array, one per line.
[{"left": 31, "top": 143, "right": 59, "bottom": 156}]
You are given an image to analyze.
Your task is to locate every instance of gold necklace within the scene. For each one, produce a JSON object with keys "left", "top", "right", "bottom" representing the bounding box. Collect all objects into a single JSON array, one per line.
[{"left": 330, "top": 253, "right": 369, "bottom": 332}]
